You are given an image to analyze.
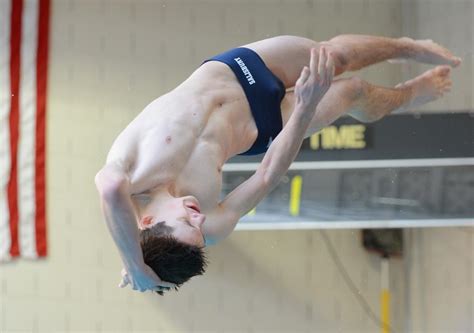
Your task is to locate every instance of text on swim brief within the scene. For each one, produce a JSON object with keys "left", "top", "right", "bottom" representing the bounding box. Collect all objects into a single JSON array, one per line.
[{"left": 234, "top": 57, "right": 256, "bottom": 85}]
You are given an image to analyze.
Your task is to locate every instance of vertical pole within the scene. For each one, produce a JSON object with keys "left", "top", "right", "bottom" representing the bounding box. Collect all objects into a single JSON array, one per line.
[{"left": 381, "top": 257, "right": 391, "bottom": 333}]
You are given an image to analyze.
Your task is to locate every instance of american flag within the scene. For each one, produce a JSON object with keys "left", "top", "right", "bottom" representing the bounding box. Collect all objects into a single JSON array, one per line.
[{"left": 0, "top": 0, "right": 49, "bottom": 261}]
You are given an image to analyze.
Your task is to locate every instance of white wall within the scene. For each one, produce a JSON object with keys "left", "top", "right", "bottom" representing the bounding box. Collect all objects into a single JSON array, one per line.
[
  {"left": 400, "top": 228, "right": 474, "bottom": 332},
  {"left": 401, "top": 0, "right": 473, "bottom": 112},
  {"left": 1, "top": 0, "right": 472, "bottom": 332}
]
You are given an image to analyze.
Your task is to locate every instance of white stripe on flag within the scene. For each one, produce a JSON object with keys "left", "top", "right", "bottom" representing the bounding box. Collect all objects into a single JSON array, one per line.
[
  {"left": 0, "top": 0, "right": 12, "bottom": 261},
  {"left": 18, "top": 0, "right": 39, "bottom": 258}
]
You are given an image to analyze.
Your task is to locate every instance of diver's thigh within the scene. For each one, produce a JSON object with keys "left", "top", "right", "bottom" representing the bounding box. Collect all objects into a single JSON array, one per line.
[
  {"left": 280, "top": 78, "right": 358, "bottom": 137},
  {"left": 243, "top": 35, "right": 319, "bottom": 88}
]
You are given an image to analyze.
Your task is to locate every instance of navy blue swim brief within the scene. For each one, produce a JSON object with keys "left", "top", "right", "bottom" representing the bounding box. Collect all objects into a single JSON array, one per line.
[{"left": 204, "top": 47, "right": 286, "bottom": 155}]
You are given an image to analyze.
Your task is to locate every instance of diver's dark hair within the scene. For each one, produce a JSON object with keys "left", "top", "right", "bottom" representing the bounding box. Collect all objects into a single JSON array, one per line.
[{"left": 139, "top": 222, "right": 207, "bottom": 295}]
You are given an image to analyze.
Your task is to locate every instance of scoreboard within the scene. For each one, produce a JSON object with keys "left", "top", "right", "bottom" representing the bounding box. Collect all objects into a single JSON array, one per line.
[{"left": 222, "top": 113, "right": 474, "bottom": 230}]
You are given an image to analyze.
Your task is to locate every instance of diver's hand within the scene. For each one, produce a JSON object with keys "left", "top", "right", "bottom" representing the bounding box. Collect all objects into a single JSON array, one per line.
[
  {"left": 119, "top": 264, "right": 176, "bottom": 293},
  {"left": 294, "top": 46, "right": 335, "bottom": 113}
]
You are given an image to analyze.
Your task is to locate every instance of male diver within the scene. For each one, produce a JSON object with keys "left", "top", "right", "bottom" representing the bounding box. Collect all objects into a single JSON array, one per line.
[{"left": 95, "top": 35, "right": 461, "bottom": 294}]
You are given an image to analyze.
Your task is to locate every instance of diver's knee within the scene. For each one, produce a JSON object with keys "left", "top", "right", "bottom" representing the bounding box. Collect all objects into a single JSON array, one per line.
[{"left": 345, "top": 76, "right": 365, "bottom": 100}]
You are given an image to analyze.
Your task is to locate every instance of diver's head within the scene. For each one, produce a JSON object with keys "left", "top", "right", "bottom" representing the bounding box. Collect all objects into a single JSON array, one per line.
[
  {"left": 138, "top": 195, "right": 206, "bottom": 247},
  {"left": 138, "top": 195, "right": 207, "bottom": 294}
]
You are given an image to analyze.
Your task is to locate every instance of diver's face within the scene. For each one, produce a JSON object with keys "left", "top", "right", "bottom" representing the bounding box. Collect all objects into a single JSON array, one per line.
[{"left": 142, "top": 196, "right": 206, "bottom": 247}]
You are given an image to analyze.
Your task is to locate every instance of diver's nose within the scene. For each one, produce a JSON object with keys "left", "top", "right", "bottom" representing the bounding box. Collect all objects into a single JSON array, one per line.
[{"left": 190, "top": 212, "right": 206, "bottom": 227}]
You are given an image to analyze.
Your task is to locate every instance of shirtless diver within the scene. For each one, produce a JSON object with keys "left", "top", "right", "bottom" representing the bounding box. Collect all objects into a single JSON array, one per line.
[{"left": 95, "top": 35, "right": 461, "bottom": 294}]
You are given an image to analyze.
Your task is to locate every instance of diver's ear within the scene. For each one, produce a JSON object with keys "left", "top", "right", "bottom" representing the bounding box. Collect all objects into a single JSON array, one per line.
[{"left": 138, "top": 215, "right": 154, "bottom": 229}]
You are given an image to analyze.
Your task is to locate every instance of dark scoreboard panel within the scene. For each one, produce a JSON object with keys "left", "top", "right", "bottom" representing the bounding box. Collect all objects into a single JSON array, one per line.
[
  {"left": 229, "top": 112, "right": 474, "bottom": 163},
  {"left": 223, "top": 113, "right": 474, "bottom": 226}
]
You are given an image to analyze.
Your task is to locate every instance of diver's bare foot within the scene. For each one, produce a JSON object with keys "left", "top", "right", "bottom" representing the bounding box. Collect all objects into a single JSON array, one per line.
[
  {"left": 396, "top": 65, "right": 452, "bottom": 109},
  {"left": 400, "top": 37, "right": 462, "bottom": 67}
]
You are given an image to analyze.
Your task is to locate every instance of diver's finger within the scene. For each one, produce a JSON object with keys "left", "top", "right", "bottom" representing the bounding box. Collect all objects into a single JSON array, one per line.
[
  {"left": 318, "top": 47, "right": 327, "bottom": 83},
  {"left": 118, "top": 277, "right": 128, "bottom": 288},
  {"left": 326, "top": 51, "right": 335, "bottom": 84},
  {"left": 158, "top": 281, "right": 177, "bottom": 288},
  {"left": 296, "top": 66, "right": 310, "bottom": 87},
  {"left": 309, "top": 48, "right": 318, "bottom": 77}
]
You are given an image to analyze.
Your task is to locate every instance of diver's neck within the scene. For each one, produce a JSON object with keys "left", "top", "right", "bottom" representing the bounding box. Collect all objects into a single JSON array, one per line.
[{"left": 133, "top": 184, "right": 173, "bottom": 217}]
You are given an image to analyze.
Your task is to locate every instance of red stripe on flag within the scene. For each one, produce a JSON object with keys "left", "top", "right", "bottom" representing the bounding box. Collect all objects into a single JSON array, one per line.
[
  {"left": 8, "top": 0, "right": 24, "bottom": 258},
  {"left": 35, "top": 0, "right": 49, "bottom": 257}
]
